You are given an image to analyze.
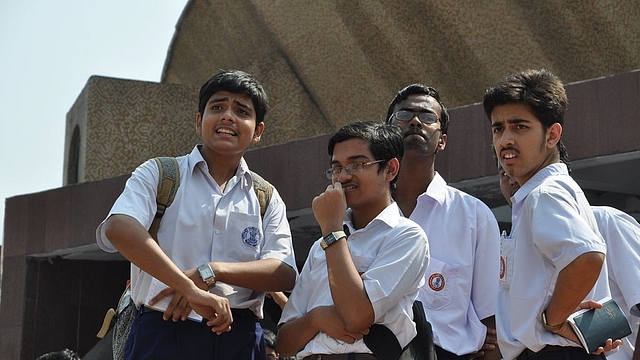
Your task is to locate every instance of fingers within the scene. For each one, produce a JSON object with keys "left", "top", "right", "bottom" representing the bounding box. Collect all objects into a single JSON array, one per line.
[
  {"left": 577, "top": 299, "right": 603, "bottom": 311},
  {"left": 149, "top": 287, "right": 174, "bottom": 306},
  {"left": 206, "top": 310, "right": 233, "bottom": 335},
  {"left": 164, "top": 293, "right": 189, "bottom": 322}
]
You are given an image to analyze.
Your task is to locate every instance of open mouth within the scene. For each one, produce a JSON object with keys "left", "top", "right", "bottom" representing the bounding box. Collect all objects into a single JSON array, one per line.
[{"left": 216, "top": 128, "right": 237, "bottom": 137}]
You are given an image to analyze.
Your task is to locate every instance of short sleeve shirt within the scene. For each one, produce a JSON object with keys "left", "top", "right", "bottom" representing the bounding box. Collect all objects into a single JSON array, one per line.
[
  {"left": 96, "top": 145, "right": 297, "bottom": 318},
  {"left": 408, "top": 172, "right": 500, "bottom": 355},
  {"left": 592, "top": 206, "right": 640, "bottom": 360},
  {"left": 278, "top": 203, "right": 429, "bottom": 359},
  {"left": 497, "top": 163, "right": 609, "bottom": 359}
]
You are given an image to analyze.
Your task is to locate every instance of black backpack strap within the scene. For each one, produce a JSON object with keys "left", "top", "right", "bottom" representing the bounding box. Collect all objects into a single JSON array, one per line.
[
  {"left": 148, "top": 157, "right": 180, "bottom": 240},
  {"left": 249, "top": 170, "right": 273, "bottom": 219},
  {"left": 364, "top": 323, "right": 403, "bottom": 360},
  {"left": 364, "top": 300, "right": 438, "bottom": 360}
]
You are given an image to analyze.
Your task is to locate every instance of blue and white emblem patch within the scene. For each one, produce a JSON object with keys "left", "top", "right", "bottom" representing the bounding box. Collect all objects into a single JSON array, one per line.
[{"left": 242, "top": 226, "right": 261, "bottom": 247}]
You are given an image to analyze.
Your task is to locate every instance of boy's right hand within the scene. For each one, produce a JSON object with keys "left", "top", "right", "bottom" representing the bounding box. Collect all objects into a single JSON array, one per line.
[{"left": 312, "top": 182, "right": 347, "bottom": 235}]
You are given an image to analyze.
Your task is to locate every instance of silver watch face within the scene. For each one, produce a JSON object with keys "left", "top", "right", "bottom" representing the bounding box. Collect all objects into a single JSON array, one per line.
[{"left": 199, "top": 265, "right": 214, "bottom": 280}]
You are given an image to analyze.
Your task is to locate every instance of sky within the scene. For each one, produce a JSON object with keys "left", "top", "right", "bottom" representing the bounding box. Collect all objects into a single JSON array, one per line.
[{"left": 0, "top": 0, "right": 190, "bottom": 246}]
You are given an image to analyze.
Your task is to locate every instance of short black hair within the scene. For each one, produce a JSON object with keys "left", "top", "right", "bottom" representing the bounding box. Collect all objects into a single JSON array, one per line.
[
  {"left": 198, "top": 70, "right": 269, "bottom": 124},
  {"left": 36, "top": 349, "right": 81, "bottom": 360},
  {"left": 263, "top": 328, "right": 277, "bottom": 351},
  {"left": 483, "top": 69, "right": 570, "bottom": 167},
  {"left": 385, "top": 84, "right": 450, "bottom": 135}
]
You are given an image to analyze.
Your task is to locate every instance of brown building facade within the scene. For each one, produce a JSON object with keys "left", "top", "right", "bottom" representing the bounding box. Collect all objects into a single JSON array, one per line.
[{"left": 2, "top": 1, "right": 640, "bottom": 358}]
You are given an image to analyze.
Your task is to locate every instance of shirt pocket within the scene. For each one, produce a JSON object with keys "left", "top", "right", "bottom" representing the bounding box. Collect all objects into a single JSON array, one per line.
[
  {"left": 225, "top": 212, "right": 262, "bottom": 262},
  {"left": 500, "top": 234, "right": 515, "bottom": 290},
  {"left": 421, "top": 257, "right": 459, "bottom": 310}
]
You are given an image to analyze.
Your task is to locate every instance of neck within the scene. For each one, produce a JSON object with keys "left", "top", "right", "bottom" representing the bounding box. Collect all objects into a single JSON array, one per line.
[
  {"left": 199, "top": 147, "right": 242, "bottom": 187},
  {"left": 394, "top": 150, "right": 436, "bottom": 217},
  {"left": 351, "top": 195, "right": 392, "bottom": 230}
]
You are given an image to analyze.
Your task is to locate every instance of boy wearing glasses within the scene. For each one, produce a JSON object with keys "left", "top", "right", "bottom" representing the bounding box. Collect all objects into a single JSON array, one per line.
[
  {"left": 386, "top": 84, "right": 501, "bottom": 360},
  {"left": 277, "top": 121, "right": 429, "bottom": 359},
  {"left": 97, "top": 70, "right": 297, "bottom": 359}
]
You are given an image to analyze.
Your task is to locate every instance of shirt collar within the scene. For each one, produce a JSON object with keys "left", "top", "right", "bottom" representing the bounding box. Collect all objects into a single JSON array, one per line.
[
  {"left": 512, "top": 162, "right": 568, "bottom": 207},
  {"left": 343, "top": 202, "right": 402, "bottom": 234},
  {"left": 421, "top": 171, "right": 446, "bottom": 205},
  {"left": 188, "top": 145, "right": 251, "bottom": 187}
]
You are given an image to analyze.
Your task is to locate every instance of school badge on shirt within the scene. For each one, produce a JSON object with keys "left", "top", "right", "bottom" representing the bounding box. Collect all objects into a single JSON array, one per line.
[
  {"left": 428, "top": 273, "right": 445, "bottom": 291},
  {"left": 242, "top": 226, "right": 261, "bottom": 247}
]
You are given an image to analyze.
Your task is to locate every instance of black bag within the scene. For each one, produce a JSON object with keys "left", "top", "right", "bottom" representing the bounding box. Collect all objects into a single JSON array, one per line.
[{"left": 363, "top": 300, "right": 437, "bottom": 360}]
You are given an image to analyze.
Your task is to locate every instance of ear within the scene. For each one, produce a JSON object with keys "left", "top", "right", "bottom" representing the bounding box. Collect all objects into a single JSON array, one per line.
[
  {"left": 546, "top": 123, "right": 562, "bottom": 149},
  {"left": 252, "top": 122, "right": 265, "bottom": 144},
  {"left": 196, "top": 113, "right": 202, "bottom": 135},
  {"left": 437, "top": 133, "right": 448, "bottom": 151},
  {"left": 386, "top": 157, "right": 401, "bottom": 182}
]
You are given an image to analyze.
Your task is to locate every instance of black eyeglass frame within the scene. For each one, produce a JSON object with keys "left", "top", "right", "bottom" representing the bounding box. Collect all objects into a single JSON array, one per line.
[{"left": 390, "top": 110, "right": 439, "bottom": 124}]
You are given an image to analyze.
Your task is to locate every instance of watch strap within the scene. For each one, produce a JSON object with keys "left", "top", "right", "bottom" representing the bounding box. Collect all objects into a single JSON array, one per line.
[
  {"left": 320, "top": 230, "right": 347, "bottom": 250},
  {"left": 541, "top": 310, "right": 564, "bottom": 332}
]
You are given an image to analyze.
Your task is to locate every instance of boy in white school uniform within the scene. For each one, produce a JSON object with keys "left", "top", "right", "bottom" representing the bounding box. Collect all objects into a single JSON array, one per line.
[
  {"left": 277, "top": 121, "right": 429, "bottom": 360},
  {"left": 97, "top": 70, "right": 297, "bottom": 359},
  {"left": 485, "top": 68, "right": 617, "bottom": 360}
]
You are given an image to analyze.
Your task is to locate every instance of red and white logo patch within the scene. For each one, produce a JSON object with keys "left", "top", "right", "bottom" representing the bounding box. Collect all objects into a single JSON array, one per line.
[{"left": 428, "top": 273, "right": 445, "bottom": 291}]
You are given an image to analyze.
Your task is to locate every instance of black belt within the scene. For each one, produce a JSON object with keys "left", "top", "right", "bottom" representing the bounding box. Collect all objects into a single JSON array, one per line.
[
  {"left": 516, "top": 345, "right": 599, "bottom": 360},
  {"left": 302, "top": 354, "right": 377, "bottom": 360},
  {"left": 140, "top": 306, "right": 257, "bottom": 320}
]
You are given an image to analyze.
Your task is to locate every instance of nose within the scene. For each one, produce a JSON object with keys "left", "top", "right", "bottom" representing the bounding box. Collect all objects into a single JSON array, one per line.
[
  {"left": 498, "top": 129, "right": 515, "bottom": 148},
  {"left": 408, "top": 114, "right": 423, "bottom": 127},
  {"left": 221, "top": 109, "right": 236, "bottom": 122},
  {"left": 334, "top": 168, "right": 352, "bottom": 182}
]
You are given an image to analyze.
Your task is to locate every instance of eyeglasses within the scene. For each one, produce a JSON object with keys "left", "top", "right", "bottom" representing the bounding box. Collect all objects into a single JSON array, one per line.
[
  {"left": 391, "top": 110, "right": 439, "bottom": 125},
  {"left": 324, "top": 159, "right": 386, "bottom": 179}
]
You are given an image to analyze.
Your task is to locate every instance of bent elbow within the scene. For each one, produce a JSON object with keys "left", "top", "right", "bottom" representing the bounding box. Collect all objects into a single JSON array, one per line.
[{"left": 342, "top": 313, "right": 374, "bottom": 334}]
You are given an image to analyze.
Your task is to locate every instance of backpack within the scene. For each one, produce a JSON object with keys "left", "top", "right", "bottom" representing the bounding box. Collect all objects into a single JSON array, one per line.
[
  {"left": 363, "top": 300, "right": 437, "bottom": 360},
  {"left": 96, "top": 157, "right": 273, "bottom": 360}
]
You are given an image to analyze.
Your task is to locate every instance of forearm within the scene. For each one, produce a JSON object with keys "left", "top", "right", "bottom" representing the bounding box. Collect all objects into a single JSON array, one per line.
[
  {"left": 104, "top": 214, "right": 199, "bottom": 296},
  {"left": 545, "top": 252, "right": 605, "bottom": 325},
  {"left": 211, "top": 258, "right": 296, "bottom": 291},
  {"left": 325, "top": 239, "right": 374, "bottom": 332},
  {"left": 277, "top": 313, "right": 320, "bottom": 357}
]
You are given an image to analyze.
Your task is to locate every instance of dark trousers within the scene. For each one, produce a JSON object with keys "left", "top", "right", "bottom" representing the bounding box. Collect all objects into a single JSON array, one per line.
[
  {"left": 516, "top": 345, "right": 607, "bottom": 360},
  {"left": 124, "top": 308, "right": 266, "bottom": 360}
]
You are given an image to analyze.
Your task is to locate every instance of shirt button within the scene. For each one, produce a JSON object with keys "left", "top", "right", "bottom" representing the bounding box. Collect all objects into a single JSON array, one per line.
[{"left": 214, "top": 229, "right": 221, "bottom": 235}]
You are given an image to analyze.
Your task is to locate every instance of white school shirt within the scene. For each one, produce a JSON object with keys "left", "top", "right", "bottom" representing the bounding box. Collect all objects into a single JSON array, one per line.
[
  {"left": 592, "top": 206, "right": 640, "bottom": 360},
  {"left": 497, "top": 163, "right": 610, "bottom": 360},
  {"left": 278, "top": 203, "right": 429, "bottom": 359},
  {"left": 407, "top": 172, "right": 500, "bottom": 355},
  {"left": 96, "top": 145, "right": 297, "bottom": 318}
]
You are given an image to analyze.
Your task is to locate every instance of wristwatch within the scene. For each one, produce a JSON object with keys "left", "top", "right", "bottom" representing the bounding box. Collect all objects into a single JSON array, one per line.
[
  {"left": 197, "top": 263, "right": 216, "bottom": 289},
  {"left": 541, "top": 310, "right": 564, "bottom": 332},
  {"left": 320, "top": 231, "right": 347, "bottom": 250}
]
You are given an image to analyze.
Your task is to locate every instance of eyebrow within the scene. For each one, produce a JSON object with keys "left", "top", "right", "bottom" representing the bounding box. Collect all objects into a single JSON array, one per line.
[
  {"left": 398, "top": 106, "right": 436, "bottom": 114},
  {"left": 330, "top": 154, "right": 370, "bottom": 166},
  {"left": 207, "top": 96, "right": 253, "bottom": 112},
  {"left": 491, "top": 118, "right": 531, "bottom": 128}
]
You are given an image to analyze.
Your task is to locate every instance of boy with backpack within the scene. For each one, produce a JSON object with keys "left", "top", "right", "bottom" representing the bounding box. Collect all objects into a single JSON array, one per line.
[{"left": 96, "top": 70, "right": 297, "bottom": 360}]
